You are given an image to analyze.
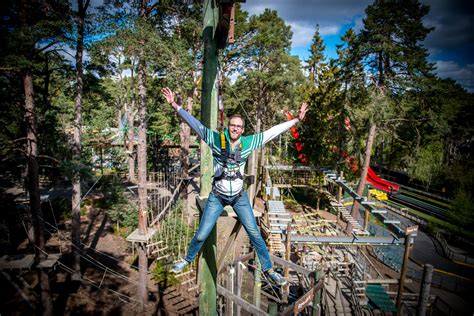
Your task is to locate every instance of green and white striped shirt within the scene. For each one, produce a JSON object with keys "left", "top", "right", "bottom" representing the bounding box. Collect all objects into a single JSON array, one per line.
[{"left": 177, "top": 107, "right": 298, "bottom": 196}]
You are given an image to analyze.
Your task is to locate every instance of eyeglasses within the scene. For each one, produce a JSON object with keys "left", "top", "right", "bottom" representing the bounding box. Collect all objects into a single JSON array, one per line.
[{"left": 229, "top": 124, "right": 243, "bottom": 130}]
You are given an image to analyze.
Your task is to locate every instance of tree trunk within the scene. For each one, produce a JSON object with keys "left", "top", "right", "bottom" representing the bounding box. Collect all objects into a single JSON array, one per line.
[
  {"left": 180, "top": 84, "right": 196, "bottom": 220},
  {"left": 350, "top": 124, "right": 376, "bottom": 232},
  {"left": 258, "top": 103, "right": 267, "bottom": 194},
  {"left": 127, "top": 99, "right": 136, "bottom": 183},
  {"left": 136, "top": 1, "right": 149, "bottom": 307},
  {"left": 377, "top": 52, "right": 384, "bottom": 87},
  {"left": 136, "top": 55, "right": 148, "bottom": 307},
  {"left": 24, "top": 72, "right": 53, "bottom": 316},
  {"left": 248, "top": 95, "right": 263, "bottom": 205},
  {"left": 71, "top": 0, "right": 88, "bottom": 280}
]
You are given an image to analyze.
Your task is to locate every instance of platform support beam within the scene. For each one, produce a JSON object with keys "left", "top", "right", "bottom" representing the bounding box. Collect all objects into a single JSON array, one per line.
[
  {"left": 198, "top": 0, "right": 219, "bottom": 314},
  {"left": 396, "top": 233, "right": 413, "bottom": 314}
]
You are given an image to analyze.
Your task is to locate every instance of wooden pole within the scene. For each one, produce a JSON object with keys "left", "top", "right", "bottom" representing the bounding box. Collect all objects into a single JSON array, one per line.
[
  {"left": 283, "top": 222, "right": 292, "bottom": 303},
  {"left": 337, "top": 171, "right": 343, "bottom": 204},
  {"left": 198, "top": 0, "right": 219, "bottom": 314},
  {"left": 416, "top": 264, "right": 433, "bottom": 316},
  {"left": 312, "top": 269, "right": 321, "bottom": 316},
  {"left": 253, "top": 256, "right": 262, "bottom": 308},
  {"left": 396, "top": 234, "right": 412, "bottom": 314},
  {"left": 267, "top": 302, "right": 278, "bottom": 315},
  {"left": 235, "top": 261, "right": 242, "bottom": 316},
  {"left": 226, "top": 265, "right": 235, "bottom": 316}
]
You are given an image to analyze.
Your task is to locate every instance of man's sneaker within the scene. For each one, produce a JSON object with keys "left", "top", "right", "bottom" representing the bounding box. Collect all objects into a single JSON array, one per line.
[
  {"left": 265, "top": 270, "right": 288, "bottom": 286},
  {"left": 170, "top": 259, "right": 189, "bottom": 273}
]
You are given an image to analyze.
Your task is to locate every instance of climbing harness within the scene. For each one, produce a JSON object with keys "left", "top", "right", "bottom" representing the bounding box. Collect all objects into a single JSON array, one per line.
[{"left": 213, "top": 133, "right": 246, "bottom": 183}]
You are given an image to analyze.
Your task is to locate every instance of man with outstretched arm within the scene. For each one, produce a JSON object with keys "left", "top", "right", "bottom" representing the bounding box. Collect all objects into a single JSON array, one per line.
[{"left": 162, "top": 87, "right": 308, "bottom": 286}]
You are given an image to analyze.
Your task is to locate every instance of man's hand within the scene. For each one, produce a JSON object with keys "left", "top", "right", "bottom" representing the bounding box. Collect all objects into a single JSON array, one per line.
[
  {"left": 298, "top": 102, "right": 308, "bottom": 121},
  {"left": 161, "top": 87, "right": 179, "bottom": 110}
]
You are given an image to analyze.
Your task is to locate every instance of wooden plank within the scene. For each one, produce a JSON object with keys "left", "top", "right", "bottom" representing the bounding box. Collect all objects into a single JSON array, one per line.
[
  {"left": 217, "top": 285, "right": 268, "bottom": 316},
  {"left": 0, "top": 255, "right": 35, "bottom": 270},
  {"left": 37, "top": 254, "right": 61, "bottom": 269},
  {"left": 353, "top": 278, "right": 412, "bottom": 284},
  {"left": 270, "top": 223, "right": 291, "bottom": 228},
  {"left": 126, "top": 228, "right": 157, "bottom": 243},
  {"left": 231, "top": 252, "right": 254, "bottom": 265},
  {"left": 270, "top": 254, "right": 313, "bottom": 277},
  {"left": 176, "top": 270, "right": 195, "bottom": 278},
  {"left": 146, "top": 240, "right": 163, "bottom": 248},
  {"left": 270, "top": 229, "right": 297, "bottom": 234},
  {"left": 278, "top": 277, "right": 324, "bottom": 316},
  {"left": 155, "top": 254, "right": 170, "bottom": 261},
  {"left": 268, "top": 211, "right": 291, "bottom": 216},
  {"left": 269, "top": 217, "right": 292, "bottom": 222},
  {"left": 151, "top": 246, "right": 168, "bottom": 254}
]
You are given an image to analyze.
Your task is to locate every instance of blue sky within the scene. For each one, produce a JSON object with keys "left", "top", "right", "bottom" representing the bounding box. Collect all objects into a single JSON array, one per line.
[{"left": 242, "top": 0, "right": 474, "bottom": 92}]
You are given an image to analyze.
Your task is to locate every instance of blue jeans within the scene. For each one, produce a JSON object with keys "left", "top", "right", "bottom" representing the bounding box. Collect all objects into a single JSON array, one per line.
[{"left": 184, "top": 191, "right": 273, "bottom": 271}]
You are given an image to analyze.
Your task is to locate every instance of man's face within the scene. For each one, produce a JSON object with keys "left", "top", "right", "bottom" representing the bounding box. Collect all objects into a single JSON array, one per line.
[{"left": 228, "top": 117, "right": 244, "bottom": 142}]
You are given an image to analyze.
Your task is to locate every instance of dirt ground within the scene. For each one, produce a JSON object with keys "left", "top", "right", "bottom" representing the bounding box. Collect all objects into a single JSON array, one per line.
[{"left": 0, "top": 198, "right": 165, "bottom": 315}]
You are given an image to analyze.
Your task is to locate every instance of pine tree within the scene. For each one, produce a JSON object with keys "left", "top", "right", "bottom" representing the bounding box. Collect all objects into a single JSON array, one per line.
[
  {"left": 0, "top": 0, "right": 70, "bottom": 313},
  {"left": 358, "top": 0, "right": 434, "bottom": 90},
  {"left": 306, "top": 25, "right": 326, "bottom": 84},
  {"left": 71, "top": 0, "right": 91, "bottom": 281}
]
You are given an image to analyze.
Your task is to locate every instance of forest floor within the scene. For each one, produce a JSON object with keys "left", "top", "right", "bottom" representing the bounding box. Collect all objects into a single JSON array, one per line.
[
  {"left": 0, "top": 182, "right": 172, "bottom": 315},
  {"left": 2, "top": 178, "right": 472, "bottom": 315}
]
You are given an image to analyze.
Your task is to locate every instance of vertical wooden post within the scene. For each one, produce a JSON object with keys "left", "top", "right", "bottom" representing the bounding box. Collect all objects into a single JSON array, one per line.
[
  {"left": 253, "top": 256, "right": 262, "bottom": 308},
  {"left": 301, "top": 245, "right": 307, "bottom": 266},
  {"left": 268, "top": 302, "right": 278, "bottom": 315},
  {"left": 235, "top": 261, "right": 242, "bottom": 316},
  {"left": 312, "top": 269, "right": 321, "bottom": 316},
  {"left": 226, "top": 265, "right": 235, "bottom": 316},
  {"left": 337, "top": 171, "right": 343, "bottom": 204},
  {"left": 416, "top": 264, "right": 433, "bottom": 316},
  {"left": 198, "top": 0, "right": 219, "bottom": 314},
  {"left": 396, "top": 234, "right": 413, "bottom": 314},
  {"left": 283, "top": 222, "right": 292, "bottom": 303}
]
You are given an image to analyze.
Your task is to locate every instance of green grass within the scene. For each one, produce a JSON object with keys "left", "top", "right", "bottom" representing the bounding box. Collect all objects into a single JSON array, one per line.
[
  {"left": 400, "top": 189, "right": 452, "bottom": 209},
  {"left": 387, "top": 200, "right": 474, "bottom": 239}
]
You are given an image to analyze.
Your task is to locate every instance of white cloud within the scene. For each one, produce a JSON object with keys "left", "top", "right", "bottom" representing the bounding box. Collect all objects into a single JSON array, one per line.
[
  {"left": 287, "top": 22, "right": 340, "bottom": 47},
  {"left": 241, "top": 0, "right": 473, "bottom": 92},
  {"left": 319, "top": 25, "right": 341, "bottom": 36},
  {"left": 289, "top": 23, "right": 314, "bottom": 47},
  {"left": 435, "top": 61, "right": 474, "bottom": 92}
]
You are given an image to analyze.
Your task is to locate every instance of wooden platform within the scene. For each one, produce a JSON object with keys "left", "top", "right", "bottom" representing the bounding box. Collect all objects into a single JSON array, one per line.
[
  {"left": 126, "top": 228, "right": 157, "bottom": 243},
  {"left": 0, "top": 253, "right": 61, "bottom": 270},
  {"left": 0, "top": 255, "right": 34, "bottom": 270}
]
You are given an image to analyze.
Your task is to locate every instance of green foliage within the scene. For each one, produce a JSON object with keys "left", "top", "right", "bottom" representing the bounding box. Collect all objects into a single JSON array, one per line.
[
  {"left": 50, "top": 198, "right": 74, "bottom": 221},
  {"left": 283, "top": 197, "right": 299, "bottom": 212},
  {"left": 108, "top": 202, "right": 139, "bottom": 237},
  {"left": 93, "top": 174, "right": 139, "bottom": 235},
  {"left": 358, "top": 0, "right": 434, "bottom": 89},
  {"left": 152, "top": 260, "right": 178, "bottom": 286},
  {"left": 159, "top": 202, "right": 194, "bottom": 256},
  {"left": 300, "top": 51, "right": 346, "bottom": 167},
  {"left": 306, "top": 25, "right": 326, "bottom": 84},
  {"left": 449, "top": 191, "right": 474, "bottom": 232},
  {"left": 407, "top": 142, "right": 444, "bottom": 189}
]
